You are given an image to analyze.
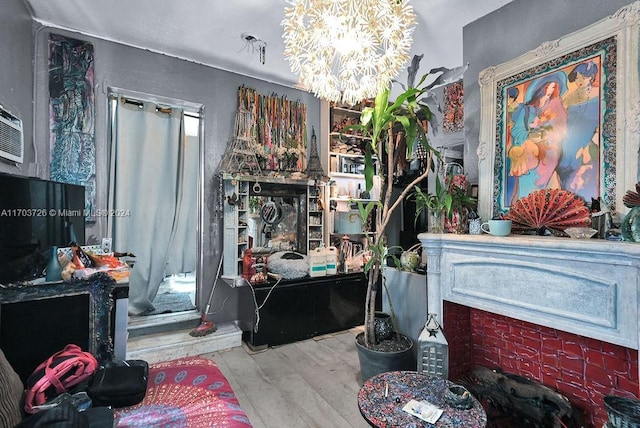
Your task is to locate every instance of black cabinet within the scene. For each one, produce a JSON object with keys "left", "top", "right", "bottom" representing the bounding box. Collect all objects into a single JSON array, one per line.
[{"left": 243, "top": 272, "right": 368, "bottom": 348}]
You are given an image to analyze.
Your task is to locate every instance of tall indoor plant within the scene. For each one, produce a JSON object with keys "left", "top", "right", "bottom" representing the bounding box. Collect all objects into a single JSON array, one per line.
[{"left": 350, "top": 74, "right": 440, "bottom": 352}]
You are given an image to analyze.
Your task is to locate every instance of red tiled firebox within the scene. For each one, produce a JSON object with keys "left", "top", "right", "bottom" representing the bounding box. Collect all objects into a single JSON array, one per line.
[{"left": 444, "top": 301, "right": 640, "bottom": 426}]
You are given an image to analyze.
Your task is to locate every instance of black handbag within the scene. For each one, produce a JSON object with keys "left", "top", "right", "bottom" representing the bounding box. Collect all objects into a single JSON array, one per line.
[{"left": 87, "top": 360, "right": 148, "bottom": 408}]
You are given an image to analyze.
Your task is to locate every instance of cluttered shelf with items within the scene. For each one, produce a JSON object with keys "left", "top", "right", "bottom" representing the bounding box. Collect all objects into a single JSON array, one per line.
[
  {"left": 0, "top": 243, "right": 133, "bottom": 289},
  {"left": 53, "top": 243, "right": 132, "bottom": 284}
]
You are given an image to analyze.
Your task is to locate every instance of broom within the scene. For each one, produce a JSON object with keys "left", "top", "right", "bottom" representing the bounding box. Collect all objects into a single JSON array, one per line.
[{"left": 189, "top": 255, "right": 223, "bottom": 337}]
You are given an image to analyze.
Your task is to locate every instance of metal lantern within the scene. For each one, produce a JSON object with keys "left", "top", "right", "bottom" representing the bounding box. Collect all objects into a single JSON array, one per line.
[{"left": 417, "top": 313, "right": 449, "bottom": 379}]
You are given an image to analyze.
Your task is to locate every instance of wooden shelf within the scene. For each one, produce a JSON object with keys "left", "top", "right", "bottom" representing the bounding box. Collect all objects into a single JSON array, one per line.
[
  {"left": 331, "top": 106, "right": 363, "bottom": 114},
  {"left": 329, "top": 132, "right": 370, "bottom": 141}
]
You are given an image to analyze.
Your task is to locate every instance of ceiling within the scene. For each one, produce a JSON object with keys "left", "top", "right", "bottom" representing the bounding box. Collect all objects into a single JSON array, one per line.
[{"left": 23, "top": 0, "right": 514, "bottom": 90}]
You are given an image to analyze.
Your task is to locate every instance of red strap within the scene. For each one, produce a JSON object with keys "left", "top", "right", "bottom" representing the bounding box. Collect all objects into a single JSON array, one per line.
[
  {"left": 44, "top": 356, "right": 66, "bottom": 393},
  {"left": 42, "top": 344, "right": 97, "bottom": 394}
]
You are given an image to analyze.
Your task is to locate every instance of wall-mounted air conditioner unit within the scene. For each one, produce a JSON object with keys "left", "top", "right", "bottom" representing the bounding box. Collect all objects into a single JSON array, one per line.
[{"left": 0, "top": 106, "right": 24, "bottom": 164}]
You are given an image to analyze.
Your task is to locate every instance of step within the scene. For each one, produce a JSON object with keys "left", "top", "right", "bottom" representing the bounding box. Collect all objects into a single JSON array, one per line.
[
  {"left": 127, "top": 310, "right": 201, "bottom": 338},
  {"left": 126, "top": 321, "right": 242, "bottom": 364}
]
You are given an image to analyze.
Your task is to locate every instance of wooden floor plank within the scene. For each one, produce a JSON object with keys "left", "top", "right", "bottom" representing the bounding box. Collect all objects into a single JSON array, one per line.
[
  {"left": 297, "top": 361, "right": 370, "bottom": 427},
  {"left": 292, "top": 337, "right": 343, "bottom": 367},
  {"left": 207, "top": 349, "right": 267, "bottom": 428},
  {"left": 211, "top": 347, "right": 309, "bottom": 427},
  {"left": 315, "top": 333, "right": 363, "bottom": 372},
  {"left": 274, "top": 372, "right": 355, "bottom": 428},
  {"left": 207, "top": 329, "right": 371, "bottom": 427}
]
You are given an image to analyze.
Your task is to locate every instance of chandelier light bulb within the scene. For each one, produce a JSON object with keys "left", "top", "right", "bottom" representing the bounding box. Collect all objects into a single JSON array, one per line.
[{"left": 282, "top": 0, "right": 416, "bottom": 106}]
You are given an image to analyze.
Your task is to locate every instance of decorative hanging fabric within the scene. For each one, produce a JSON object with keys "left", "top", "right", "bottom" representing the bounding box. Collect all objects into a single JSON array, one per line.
[{"left": 234, "top": 86, "right": 307, "bottom": 175}]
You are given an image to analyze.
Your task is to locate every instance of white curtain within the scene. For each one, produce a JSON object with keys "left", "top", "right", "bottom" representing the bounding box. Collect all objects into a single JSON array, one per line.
[
  {"left": 165, "top": 131, "right": 198, "bottom": 275},
  {"left": 109, "top": 100, "right": 190, "bottom": 314}
]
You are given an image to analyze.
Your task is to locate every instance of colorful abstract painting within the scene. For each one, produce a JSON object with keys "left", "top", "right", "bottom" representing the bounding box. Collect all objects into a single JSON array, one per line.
[
  {"left": 49, "top": 34, "right": 96, "bottom": 222},
  {"left": 443, "top": 81, "right": 464, "bottom": 133},
  {"left": 493, "top": 36, "right": 615, "bottom": 213}
]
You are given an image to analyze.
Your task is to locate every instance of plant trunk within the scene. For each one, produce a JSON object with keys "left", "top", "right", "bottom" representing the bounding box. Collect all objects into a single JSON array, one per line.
[{"left": 363, "top": 258, "right": 379, "bottom": 347}]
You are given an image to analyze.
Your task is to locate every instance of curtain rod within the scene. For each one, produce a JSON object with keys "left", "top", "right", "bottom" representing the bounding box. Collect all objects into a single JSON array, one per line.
[{"left": 109, "top": 94, "right": 200, "bottom": 117}]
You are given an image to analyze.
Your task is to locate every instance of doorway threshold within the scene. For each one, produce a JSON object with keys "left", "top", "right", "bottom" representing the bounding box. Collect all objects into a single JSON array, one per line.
[
  {"left": 128, "top": 310, "right": 200, "bottom": 338},
  {"left": 126, "top": 321, "right": 242, "bottom": 364}
]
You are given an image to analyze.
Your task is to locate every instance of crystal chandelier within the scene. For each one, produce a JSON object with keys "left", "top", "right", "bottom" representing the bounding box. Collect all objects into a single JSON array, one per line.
[{"left": 282, "top": 0, "right": 416, "bottom": 106}]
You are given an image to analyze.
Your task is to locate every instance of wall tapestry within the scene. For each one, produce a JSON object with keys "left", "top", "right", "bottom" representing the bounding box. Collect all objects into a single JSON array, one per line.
[
  {"left": 49, "top": 34, "right": 96, "bottom": 221},
  {"left": 442, "top": 81, "right": 464, "bottom": 133},
  {"left": 235, "top": 85, "right": 307, "bottom": 174}
]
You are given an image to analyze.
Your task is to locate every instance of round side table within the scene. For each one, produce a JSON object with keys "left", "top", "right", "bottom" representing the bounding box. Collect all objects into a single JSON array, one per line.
[{"left": 357, "top": 371, "right": 487, "bottom": 427}]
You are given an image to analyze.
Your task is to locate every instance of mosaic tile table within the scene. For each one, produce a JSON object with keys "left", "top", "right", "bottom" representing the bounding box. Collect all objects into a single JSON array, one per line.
[{"left": 358, "top": 371, "right": 486, "bottom": 427}]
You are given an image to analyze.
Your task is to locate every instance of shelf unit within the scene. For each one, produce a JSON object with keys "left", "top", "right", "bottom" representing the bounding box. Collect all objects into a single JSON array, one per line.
[
  {"left": 307, "top": 185, "right": 325, "bottom": 251},
  {"left": 222, "top": 178, "right": 250, "bottom": 282},
  {"left": 321, "top": 102, "right": 380, "bottom": 243},
  {"left": 222, "top": 175, "right": 325, "bottom": 284}
]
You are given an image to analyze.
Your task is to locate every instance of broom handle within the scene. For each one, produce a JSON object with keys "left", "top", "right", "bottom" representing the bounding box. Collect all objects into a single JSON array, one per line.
[{"left": 202, "top": 255, "right": 223, "bottom": 317}]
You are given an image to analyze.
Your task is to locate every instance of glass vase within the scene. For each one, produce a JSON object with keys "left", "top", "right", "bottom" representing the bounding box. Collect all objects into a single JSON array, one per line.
[
  {"left": 429, "top": 210, "right": 445, "bottom": 233},
  {"left": 621, "top": 206, "right": 640, "bottom": 242},
  {"left": 445, "top": 208, "right": 469, "bottom": 234}
]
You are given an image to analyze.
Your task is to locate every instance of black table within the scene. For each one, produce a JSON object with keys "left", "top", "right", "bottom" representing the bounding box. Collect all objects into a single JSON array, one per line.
[{"left": 358, "top": 371, "right": 487, "bottom": 427}]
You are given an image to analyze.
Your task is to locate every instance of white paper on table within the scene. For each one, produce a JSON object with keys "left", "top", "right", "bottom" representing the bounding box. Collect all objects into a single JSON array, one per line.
[{"left": 402, "top": 399, "right": 443, "bottom": 424}]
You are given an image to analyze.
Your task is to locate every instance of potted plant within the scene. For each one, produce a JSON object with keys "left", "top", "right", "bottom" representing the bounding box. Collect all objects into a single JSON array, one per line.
[
  {"left": 348, "top": 75, "right": 441, "bottom": 380},
  {"left": 410, "top": 174, "right": 452, "bottom": 233},
  {"left": 444, "top": 174, "right": 477, "bottom": 233},
  {"left": 410, "top": 173, "right": 477, "bottom": 233}
]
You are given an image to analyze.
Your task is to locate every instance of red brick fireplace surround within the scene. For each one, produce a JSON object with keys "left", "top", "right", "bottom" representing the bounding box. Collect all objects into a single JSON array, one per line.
[
  {"left": 419, "top": 233, "right": 640, "bottom": 427},
  {"left": 444, "top": 302, "right": 639, "bottom": 426}
]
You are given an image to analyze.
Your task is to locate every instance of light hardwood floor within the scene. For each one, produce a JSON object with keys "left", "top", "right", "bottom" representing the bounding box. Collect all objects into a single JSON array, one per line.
[{"left": 204, "top": 327, "right": 371, "bottom": 428}]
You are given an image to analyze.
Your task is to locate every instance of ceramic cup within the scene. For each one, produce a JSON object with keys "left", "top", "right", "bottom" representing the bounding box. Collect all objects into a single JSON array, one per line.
[
  {"left": 481, "top": 219, "right": 512, "bottom": 236},
  {"left": 468, "top": 218, "right": 482, "bottom": 235}
]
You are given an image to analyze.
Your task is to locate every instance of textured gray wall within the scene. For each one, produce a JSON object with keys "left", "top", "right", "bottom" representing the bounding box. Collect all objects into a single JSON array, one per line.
[
  {"left": 0, "top": 0, "right": 33, "bottom": 176},
  {"left": 462, "top": 0, "right": 637, "bottom": 183},
  {"left": 32, "top": 28, "right": 320, "bottom": 325}
]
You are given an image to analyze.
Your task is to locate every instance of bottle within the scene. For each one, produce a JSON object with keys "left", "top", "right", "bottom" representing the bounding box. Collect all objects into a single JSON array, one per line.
[
  {"left": 360, "top": 185, "right": 370, "bottom": 200},
  {"left": 309, "top": 246, "right": 327, "bottom": 277},
  {"left": 45, "top": 246, "right": 62, "bottom": 282},
  {"left": 326, "top": 246, "right": 337, "bottom": 275}
]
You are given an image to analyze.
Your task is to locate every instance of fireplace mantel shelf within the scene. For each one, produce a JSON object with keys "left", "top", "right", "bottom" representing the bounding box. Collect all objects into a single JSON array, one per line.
[{"left": 418, "top": 233, "right": 640, "bottom": 350}]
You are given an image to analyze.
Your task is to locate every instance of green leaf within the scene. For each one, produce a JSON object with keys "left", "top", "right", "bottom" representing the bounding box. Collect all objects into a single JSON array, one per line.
[{"left": 364, "top": 144, "right": 375, "bottom": 192}]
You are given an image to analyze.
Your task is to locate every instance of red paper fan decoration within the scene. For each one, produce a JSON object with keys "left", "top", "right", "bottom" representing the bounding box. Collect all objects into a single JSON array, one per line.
[{"left": 505, "top": 189, "right": 591, "bottom": 231}]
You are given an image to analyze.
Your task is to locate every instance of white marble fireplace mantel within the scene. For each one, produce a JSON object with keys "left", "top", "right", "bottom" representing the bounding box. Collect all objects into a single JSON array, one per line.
[{"left": 417, "top": 233, "right": 640, "bottom": 350}]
